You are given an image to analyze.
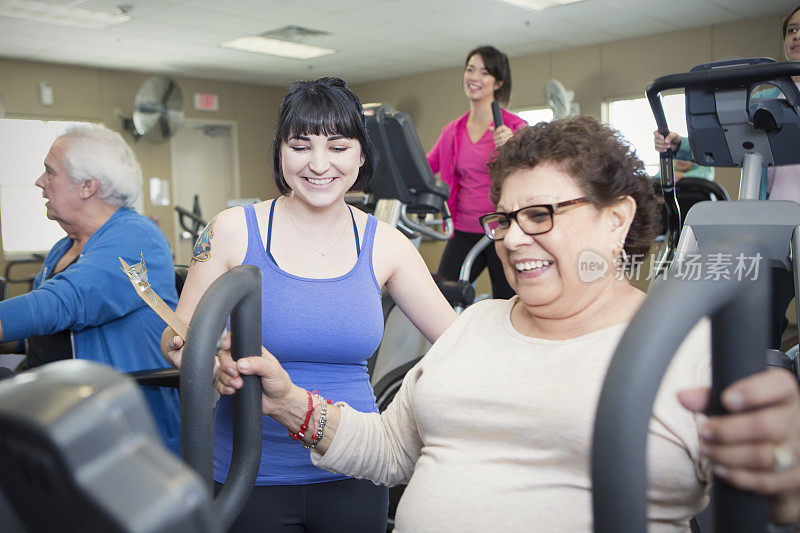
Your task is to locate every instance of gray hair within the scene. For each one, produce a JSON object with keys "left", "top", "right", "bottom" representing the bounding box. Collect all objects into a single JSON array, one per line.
[{"left": 57, "top": 124, "right": 142, "bottom": 208}]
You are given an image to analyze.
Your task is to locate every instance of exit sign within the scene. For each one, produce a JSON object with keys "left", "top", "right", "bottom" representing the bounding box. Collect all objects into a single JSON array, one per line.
[{"left": 193, "top": 93, "right": 219, "bottom": 111}]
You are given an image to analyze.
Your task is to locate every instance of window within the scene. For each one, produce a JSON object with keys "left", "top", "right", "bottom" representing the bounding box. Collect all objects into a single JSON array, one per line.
[
  {"left": 515, "top": 107, "right": 554, "bottom": 125},
  {"left": 0, "top": 119, "right": 91, "bottom": 256},
  {"left": 606, "top": 94, "right": 687, "bottom": 176}
]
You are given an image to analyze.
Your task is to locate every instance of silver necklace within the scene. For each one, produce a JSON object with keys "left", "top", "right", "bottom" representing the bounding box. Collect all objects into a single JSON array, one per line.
[{"left": 284, "top": 197, "right": 349, "bottom": 257}]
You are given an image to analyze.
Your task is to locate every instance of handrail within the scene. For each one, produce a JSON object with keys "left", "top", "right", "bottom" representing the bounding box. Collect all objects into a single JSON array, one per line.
[
  {"left": 399, "top": 204, "right": 454, "bottom": 241},
  {"left": 593, "top": 240, "right": 769, "bottom": 532},
  {"left": 180, "top": 265, "right": 262, "bottom": 530}
]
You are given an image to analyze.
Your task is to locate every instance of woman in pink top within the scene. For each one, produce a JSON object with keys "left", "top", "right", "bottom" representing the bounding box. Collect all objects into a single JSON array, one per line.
[{"left": 427, "top": 45, "right": 527, "bottom": 299}]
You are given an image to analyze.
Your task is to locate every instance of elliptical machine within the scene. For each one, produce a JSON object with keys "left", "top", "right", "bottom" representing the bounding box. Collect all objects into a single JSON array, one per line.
[
  {"left": 0, "top": 266, "right": 264, "bottom": 532},
  {"left": 360, "top": 103, "right": 477, "bottom": 411},
  {"left": 593, "top": 57, "right": 800, "bottom": 533},
  {"left": 649, "top": 57, "right": 800, "bottom": 369},
  {"left": 360, "top": 103, "right": 487, "bottom": 530}
]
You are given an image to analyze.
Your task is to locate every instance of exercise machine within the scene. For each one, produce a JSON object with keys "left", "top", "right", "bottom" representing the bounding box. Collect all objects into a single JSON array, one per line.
[
  {"left": 593, "top": 242, "right": 770, "bottom": 532},
  {"left": 362, "top": 102, "right": 484, "bottom": 530},
  {"left": 592, "top": 57, "right": 800, "bottom": 532},
  {"left": 649, "top": 57, "right": 800, "bottom": 360},
  {"left": 649, "top": 57, "right": 800, "bottom": 291},
  {"left": 361, "top": 103, "right": 474, "bottom": 407},
  {"left": 0, "top": 265, "right": 264, "bottom": 531}
]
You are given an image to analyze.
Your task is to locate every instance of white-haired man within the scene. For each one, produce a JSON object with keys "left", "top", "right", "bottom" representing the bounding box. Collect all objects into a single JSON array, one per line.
[{"left": 0, "top": 124, "right": 180, "bottom": 453}]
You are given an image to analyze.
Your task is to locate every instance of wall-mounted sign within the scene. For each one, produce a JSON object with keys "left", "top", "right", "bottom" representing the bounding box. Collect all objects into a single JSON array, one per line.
[{"left": 193, "top": 92, "right": 218, "bottom": 112}]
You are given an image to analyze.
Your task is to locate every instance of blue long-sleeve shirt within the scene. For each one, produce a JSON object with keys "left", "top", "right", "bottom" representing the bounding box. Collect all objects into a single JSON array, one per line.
[{"left": 0, "top": 207, "right": 181, "bottom": 453}]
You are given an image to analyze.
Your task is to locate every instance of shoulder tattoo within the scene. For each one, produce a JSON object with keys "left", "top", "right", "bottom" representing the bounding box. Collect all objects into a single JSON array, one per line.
[{"left": 191, "top": 216, "right": 217, "bottom": 264}]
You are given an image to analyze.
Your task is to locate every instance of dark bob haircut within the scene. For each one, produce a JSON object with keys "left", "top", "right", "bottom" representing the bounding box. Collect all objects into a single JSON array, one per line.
[
  {"left": 488, "top": 116, "right": 660, "bottom": 258},
  {"left": 783, "top": 4, "right": 800, "bottom": 37},
  {"left": 465, "top": 45, "right": 512, "bottom": 106},
  {"left": 272, "top": 77, "right": 376, "bottom": 195}
]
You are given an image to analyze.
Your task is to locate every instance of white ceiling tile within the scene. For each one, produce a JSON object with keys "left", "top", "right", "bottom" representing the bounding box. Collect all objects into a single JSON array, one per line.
[
  {"left": 111, "top": 18, "right": 231, "bottom": 45},
  {"left": 0, "top": 17, "right": 36, "bottom": 33},
  {"left": 338, "top": 2, "right": 438, "bottom": 27},
  {"left": 0, "top": 34, "right": 49, "bottom": 57},
  {"left": 627, "top": 0, "right": 741, "bottom": 29},
  {"left": 281, "top": 0, "right": 380, "bottom": 12},
  {"left": 0, "top": 0, "right": 786, "bottom": 86},
  {"left": 178, "top": 0, "right": 283, "bottom": 16},
  {"left": 234, "top": 2, "right": 344, "bottom": 23},
  {"left": 707, "top": 0, "right": 797, "bottom": 18},
  {"left": 403, "top": 0, "right": 486, "bottom": 11},
  {"left": 78, "top": 0, "right": 177, "bottom": 19},
  {"left": 138, "top": 5, "right": 238, "bottom": 28}
]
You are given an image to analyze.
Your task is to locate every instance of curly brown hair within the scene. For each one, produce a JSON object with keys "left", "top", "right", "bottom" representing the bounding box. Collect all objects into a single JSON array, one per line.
[{"left": 487, "top": 116, "right": 660, "bottom": 258}]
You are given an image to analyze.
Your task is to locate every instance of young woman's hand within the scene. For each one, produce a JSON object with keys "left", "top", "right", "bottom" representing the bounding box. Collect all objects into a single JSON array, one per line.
[
  {"left": 491, "top": 124, "right": 514, "bottom": 148},
  {"left": 161, "top": 327, "right": 184, "bottom": 368}
]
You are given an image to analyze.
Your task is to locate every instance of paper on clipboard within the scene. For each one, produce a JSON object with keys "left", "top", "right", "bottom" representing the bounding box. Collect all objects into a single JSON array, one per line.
[{"left": 119, "top": 253, "right": 188, "bottom": 340}]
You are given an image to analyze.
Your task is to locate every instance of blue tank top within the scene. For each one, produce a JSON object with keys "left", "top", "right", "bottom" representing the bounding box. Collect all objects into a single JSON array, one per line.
[{"left": 213, "top": 201, "right": 384, "bottom": 485}]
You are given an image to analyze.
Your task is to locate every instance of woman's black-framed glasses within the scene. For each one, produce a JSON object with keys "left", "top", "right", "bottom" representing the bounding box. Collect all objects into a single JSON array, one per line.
[{"left": 479, "top": 197, "right": 589, "bottom": 240}]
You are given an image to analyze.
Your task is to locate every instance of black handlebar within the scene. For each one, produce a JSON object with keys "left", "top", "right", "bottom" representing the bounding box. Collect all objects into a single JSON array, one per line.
[
  {"left": 4, "top": 255, "right": 45, "bottom": 288},
  {"left": 592, "top": 241, "right": 769, "bottom": 532},
  {"left": 491, "top": 101, "right": 503, "bottom": 129},
  {"left": 175, "top": 205, "right": 208, "bottom": 241},
  {"left": 180, "top": 265, "right": 263, "bottom": 530},
  {"left": 127, "top": 367, "right": 180, "bottom": 388}
]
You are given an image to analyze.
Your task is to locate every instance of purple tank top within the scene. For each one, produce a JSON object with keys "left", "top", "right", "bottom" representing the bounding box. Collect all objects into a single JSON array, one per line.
[{"left": 213, "top": 201, "right": 384, "bottom": 485}]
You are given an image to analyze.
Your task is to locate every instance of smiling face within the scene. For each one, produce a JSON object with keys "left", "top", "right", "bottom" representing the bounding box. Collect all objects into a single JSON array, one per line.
[
  {"left": 463, "top": 53, "right": 501, "bottom": 104},
  {"left": 785, "top": 9, "right": 800, "bottom": 61},
  {"left": 280, "top": 133, "right": 364, "bottom": 208},
  {"left": 495, "top": 162, "right": 626, "bottom": 318},
  {"left": 34, "top": 139, "right": 83, "bottom": 226}
]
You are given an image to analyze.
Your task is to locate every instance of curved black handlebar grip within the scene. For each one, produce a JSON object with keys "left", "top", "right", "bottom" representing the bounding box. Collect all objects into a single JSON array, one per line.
[
  {"left": 491, "top": 101, "right": 503, "bottom": 129},
  {"left": 180, "top": 265, "right": 262, "bottom": 530},
  {"left": 592, "top": 241, "right": 769, "bottom": 532}
]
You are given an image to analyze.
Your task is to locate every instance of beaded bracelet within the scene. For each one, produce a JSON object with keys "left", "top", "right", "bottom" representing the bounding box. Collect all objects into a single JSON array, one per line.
[
  {"left": 302, "top": 393, "right": 333, "bottom": 449},
  {"left": 288, "top": 390, "right": 314, "bottom": 441}
]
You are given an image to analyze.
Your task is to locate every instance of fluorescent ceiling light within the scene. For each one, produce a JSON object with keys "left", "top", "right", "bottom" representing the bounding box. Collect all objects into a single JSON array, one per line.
[
  {"left": 220, "top": 36, "right": 335, "bottom": 60},
  {"left": 495, "top": 0, "right": 585, "bottom": 11},
  {"left": 0, "top": 0, "right": 131, "bottom": 30}
]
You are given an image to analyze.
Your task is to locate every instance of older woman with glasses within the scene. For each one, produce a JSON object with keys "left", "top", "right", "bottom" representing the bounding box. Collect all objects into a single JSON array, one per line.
[{"left": 216, "top": 116, "right": 800, "bottom": 531}]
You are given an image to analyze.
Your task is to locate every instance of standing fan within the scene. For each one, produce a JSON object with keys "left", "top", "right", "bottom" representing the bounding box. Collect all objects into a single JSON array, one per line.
[
  {"left": 129, "top": 76, "right": 184, "bottom": 142},
  {"left": 545, "top": 79, "right": 580, "bottom": 119}
]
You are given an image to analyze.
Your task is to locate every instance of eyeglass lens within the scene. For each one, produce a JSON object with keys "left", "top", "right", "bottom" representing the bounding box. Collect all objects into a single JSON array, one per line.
[{"left": 483, "top": 206, "right": 553, "bottom": 239}]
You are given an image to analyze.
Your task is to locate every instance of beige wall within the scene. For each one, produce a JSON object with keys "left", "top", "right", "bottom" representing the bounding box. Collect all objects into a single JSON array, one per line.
[
  {"left": 353, "top": 14, "right": 783, "bottom": 148},
  {"left": 351, "top": 14, "right": 785, "bottom": 289},
  {"left": 0, "top": 58, "right": 285, "bottom": 296}
]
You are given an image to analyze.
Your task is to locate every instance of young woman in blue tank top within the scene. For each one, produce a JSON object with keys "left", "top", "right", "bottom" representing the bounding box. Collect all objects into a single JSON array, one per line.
[{"left": 161, "top": 77, "right": 457, "bottom": 532}]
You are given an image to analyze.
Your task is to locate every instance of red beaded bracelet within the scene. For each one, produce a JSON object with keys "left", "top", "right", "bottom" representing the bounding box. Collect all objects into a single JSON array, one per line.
[{"left": 288, "top": 390, "right": 314, "bottom": 441}]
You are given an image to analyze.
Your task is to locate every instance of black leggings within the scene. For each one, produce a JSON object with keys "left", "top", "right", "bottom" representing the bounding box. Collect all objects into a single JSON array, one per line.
[
  {"left": 437, "top": 229, "right": 515, "bottom": 299},
  {"left": 214, "top": 478, "right": 389, "bottom": 533}
]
